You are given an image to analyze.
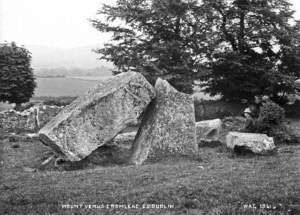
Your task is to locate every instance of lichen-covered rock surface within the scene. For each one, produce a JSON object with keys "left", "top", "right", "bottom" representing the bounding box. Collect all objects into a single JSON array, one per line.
[
  {"left": 39, "top": 72, "right": 156, "bottom": 161},
  {"left": 196, "top": 119, "right": 222, "bottom": 146},
  {"left": 226, "top": 132, "right": 275, "bottom": 154},
  {"left": 130, "top": 78, "right": 198, "bottom": 165},
  {"left": 108, "top": 132, "right": 137, "bottom": 148}
]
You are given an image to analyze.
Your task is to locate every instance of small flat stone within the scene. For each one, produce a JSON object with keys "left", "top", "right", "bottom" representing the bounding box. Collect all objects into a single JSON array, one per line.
[{"left": 226, "top": 132, "right": 275, "bottom": 154}]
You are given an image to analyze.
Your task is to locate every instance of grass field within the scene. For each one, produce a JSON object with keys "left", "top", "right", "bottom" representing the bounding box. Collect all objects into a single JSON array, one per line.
[
  {"left": 0, "top": 77, "right": 107, "bottom": 111},
  {"left": 35, "top": 77, "right": 214, "bottom": 98},
  {"left": 35, "top": 77, "right": 101, "bottom": 97},
  {"left": 1, "top": 129, "right": 300, "bottom": 214}
]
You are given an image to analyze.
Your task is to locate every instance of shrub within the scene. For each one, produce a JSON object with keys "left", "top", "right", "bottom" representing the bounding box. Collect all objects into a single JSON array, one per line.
[
  {"left": 40, "top": 96, "right": 77, "bottom": 107},
  {"left": 247, "top": 101, "right": 298, "bottom": 144},
  {"left": 258, "top": 101, "right": 285, "bottom": 125}
]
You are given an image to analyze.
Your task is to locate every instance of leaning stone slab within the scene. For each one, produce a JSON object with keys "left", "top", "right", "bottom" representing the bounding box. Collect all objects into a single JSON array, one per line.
[
  {"left": 226, "top": 132, "right": 275, "bottom": 154},
  {"left": 130, "top": 78, "right": 198, "bottom": 165},
  {"left": 39, "top": 72, "right": 156, "bottom": 161},
  {"left": 196, "top": 119, "right": 222, "bottom": 146}
]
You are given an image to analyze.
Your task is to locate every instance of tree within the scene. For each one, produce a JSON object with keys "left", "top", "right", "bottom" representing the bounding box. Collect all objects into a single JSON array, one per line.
[
  {"left": 200, "top": 0, "right": 300, "bottom": 103},
  {"left": 92, "top": 0, "right": 300, "bottom": 100},
  {"left": 0, "top": 42, "right": 36, "bottom": 110},
  {"left": 91, "top": 0, "right": 208, "bottom": 93}
]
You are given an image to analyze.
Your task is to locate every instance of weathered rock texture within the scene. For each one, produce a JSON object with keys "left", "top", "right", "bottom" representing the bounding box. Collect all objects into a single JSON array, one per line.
[
  {"left": 130, "top": 78, "right": 198, "bottom": 165},
  {"left": 0, "top": 105, "right": 62, "bottom": 132},
  {"left": 196, "top": 119, "right": 222, "bottom": 146},
  {"left": 226, "top": 132, "right": 275, "bottom": 154},
  {"left": 39, "top": 72, "right": 156, "bottom": 161},
  {"left": 109, "top": 132, "right": 137, "bottom": 148}
]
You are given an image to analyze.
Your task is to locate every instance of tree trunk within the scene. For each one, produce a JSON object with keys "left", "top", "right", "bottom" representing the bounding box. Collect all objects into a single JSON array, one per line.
[
  {"left": 14, "top": 103, "right": 22, "bottom": 111},
  {"left": 238, "top": 10, "right": 245, "bottom": 52}
]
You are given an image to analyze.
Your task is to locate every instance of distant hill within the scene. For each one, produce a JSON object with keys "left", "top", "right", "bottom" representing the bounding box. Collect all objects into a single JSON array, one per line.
[
  {"left": 35, "top": 66, "right": 113, "bottom": 77},
  {"left": 26, "top": 44, "right": 114, "bottom": 73}
]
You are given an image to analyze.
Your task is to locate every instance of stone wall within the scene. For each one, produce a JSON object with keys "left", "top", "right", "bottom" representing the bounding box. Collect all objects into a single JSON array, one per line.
[{"left": 0, "top": 105, "right": 62, "bottom": 133}]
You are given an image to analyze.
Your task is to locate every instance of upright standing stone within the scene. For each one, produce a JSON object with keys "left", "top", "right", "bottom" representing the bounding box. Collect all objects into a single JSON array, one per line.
[
  {"left": 130, "top": 78, "right": 198, "bottom": 165},
  {"left": 39, "top": 72, "right": 156, "bottom": 161}
]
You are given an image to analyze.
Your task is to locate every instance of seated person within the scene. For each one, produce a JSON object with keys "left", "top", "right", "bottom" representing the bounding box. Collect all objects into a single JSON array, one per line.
[{"left": 242, "top": 95, "right": 266, "bottom": 130}]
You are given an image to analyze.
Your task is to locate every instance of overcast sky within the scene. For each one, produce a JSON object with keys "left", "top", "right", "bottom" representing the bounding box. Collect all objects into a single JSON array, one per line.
[
  {"left": 0, "top": 0, "right": 115, "bottom": 48},
  {"left": 0, "top": 0, "right": 300, "bottom": 49}
]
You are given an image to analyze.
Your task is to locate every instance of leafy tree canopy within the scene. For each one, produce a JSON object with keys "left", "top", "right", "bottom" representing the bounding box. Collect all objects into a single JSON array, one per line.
[
  {"left": 91, "top": 0, "right": 209, "bottom": 93},
  {"left": 0, "top": 42, "right": 36, "bottom": 109},
  {"left": 92, "top": 0, "right": 300, "bottom": 101},
  {"left": 201, "top": 0, "right": 300, "bottom": 102}
]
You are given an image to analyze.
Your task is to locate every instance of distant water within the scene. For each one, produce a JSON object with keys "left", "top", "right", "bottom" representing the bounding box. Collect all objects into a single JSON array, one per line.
[{"left": 35, "top": 76, "right": 112, "bottom": 97}]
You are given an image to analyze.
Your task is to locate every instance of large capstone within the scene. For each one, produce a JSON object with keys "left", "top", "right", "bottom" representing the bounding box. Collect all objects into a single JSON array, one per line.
[
  {"left": 130, "top": 78, "right": 198, "bottom": 165},
  {"left": 196, "top": 119, "right": 222, "bottom": 146},
  {"left": 39, "top": 72, "right": 156, "bottom": 161},
  {"left": 226, "top": 132, "right": 275, "bottom": 154}
]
